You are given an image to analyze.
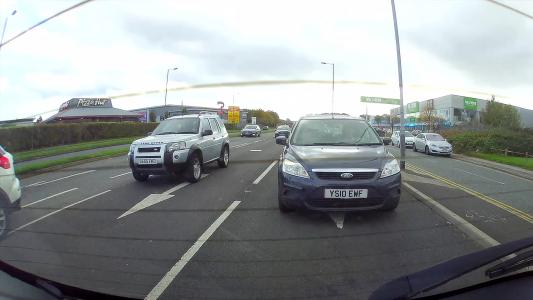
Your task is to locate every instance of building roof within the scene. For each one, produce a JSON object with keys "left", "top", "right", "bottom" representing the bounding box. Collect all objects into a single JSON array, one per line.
[
  {"left": 47, "top": 107, "right": 140, "bottom": 119},
  {"left": 44, "top": 98, "right": 140, "bottom": 122}
]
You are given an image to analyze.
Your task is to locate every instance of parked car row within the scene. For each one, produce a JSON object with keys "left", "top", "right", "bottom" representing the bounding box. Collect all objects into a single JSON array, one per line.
[{"left": 389, "top": 130, "right": 452, "bottom": 156}]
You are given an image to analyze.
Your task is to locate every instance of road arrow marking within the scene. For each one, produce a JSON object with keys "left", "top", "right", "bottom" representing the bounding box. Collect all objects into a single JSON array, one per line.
[
  {"left": 328, "top": 212, "right": 345, "bottom": 229},
  {"left": 117, "top": 175, "right": 208, "bottom": 219}
]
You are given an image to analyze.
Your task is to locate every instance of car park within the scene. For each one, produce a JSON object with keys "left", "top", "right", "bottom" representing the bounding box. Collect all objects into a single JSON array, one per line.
[
  {"left": 413, "top": 133, "right": 452, "bottom": 156},
  {"left": 0, "top": 146, "right": 22, "bottom": 238},
  {"left": 390, "top": 130, "right": 415, "bottom": 148},
  {"left": 241, "top": 124, "right": 261, "bottom": 137},
  {"left": 128, "top": 113, "right": 230, "bottom": 183},
  {"left": 276, "top": 114, "right": 401, "bottom": 212},
  {"left": 274, "top": 125, "right": 291, "bottom": 138}
]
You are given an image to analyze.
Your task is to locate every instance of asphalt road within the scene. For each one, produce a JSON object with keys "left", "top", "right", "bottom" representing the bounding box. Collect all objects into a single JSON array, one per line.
[{"left": 1, "top": 134, "right": 530, "bottom": 299}]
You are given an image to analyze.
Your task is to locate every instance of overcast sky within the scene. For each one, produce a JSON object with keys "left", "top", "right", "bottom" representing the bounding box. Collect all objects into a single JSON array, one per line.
[{"left": 1, "top": 0, "right": 533, "bottom": 121}]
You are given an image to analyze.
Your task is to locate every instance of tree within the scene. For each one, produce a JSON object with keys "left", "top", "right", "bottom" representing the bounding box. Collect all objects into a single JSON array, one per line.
[
  {"left": 481, "top": 98, "right": 521, "bottom": 129},
  {"left": 374, "top": 115, "right": 383, "bottom": 126},
  {"left": 420, "top": 99, "right": 435, "bottom": 131}
]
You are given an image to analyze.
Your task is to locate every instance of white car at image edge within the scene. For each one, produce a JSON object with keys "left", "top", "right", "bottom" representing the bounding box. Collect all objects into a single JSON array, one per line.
[{"left": 0, "top": 146, "right": 22, "bottom": 238}]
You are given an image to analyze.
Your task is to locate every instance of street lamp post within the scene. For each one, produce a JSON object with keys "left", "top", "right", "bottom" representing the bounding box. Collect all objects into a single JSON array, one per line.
[
  {"left": 390, "top": 0, "right": 406, "bottom": 170},
  {"left": 1, "top": 10, "right": 17, "bottom": 49},
  {"left": 164, "top": 67, "right": 178, "bottom": 117},
  {"left": 321, "top": 62, "right": 335, "bottom": 118}
]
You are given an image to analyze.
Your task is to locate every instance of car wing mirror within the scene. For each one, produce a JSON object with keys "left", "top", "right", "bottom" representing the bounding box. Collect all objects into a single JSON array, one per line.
[
  {"left": 202, "top": 129, "right": 213, "bottom": 136},
  {"left": 275, "top": 136, "right": 287, "bottom": 145}
]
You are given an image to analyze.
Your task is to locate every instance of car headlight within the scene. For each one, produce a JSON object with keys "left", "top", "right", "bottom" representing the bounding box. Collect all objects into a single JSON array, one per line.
[
  {"left": 380, "top": 159, "right": 400, "bottom": 178},
  {"left": 282, "top": 157, "right": 310, "bottom": 178},
  {"left": 129, "top": 144, "right": 136, "bottom": 154},
  {"left": 167, "top": 141, "right": 187, "bottom": 152}
]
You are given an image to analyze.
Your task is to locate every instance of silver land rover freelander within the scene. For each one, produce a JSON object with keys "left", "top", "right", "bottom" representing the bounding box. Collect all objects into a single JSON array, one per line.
[{"left": 128, "top": 113, "right": 230, "bottom": 183}]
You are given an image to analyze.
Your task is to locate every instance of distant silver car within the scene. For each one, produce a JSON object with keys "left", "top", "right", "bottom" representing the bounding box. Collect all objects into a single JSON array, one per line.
[
  {"left": 413, "top": 133, "right": 452, "bottom": 156},
  {"left": 241, "top": 124, "right": 261, "bottom": 137},
  {"left": 391, "top": 130, "right": 415, "bottom": 148},
  {"left": 129, "top": 113, "right": 230, "bottom": 183}
]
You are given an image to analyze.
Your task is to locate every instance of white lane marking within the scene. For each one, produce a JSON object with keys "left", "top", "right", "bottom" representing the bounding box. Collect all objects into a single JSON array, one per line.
[
  {"left": 458, "top": 169, "right": 506, "bottom": 185},
  {"left": 110, "top": 171, "right": 132, "bottom": 179},
  {"left": 25, "top": 181, "right": 45, "bottom": 187},
  {"left": 253, "top": 160, "right": 278, "bottom": 184},
  {"left": 118, "top": 175, "right": 208, "bottom": 219},
  {"left": 250, "top": 149, "right": 262, "bottom": 152},
  {"left": 24, "top": 170, "right": 96, "bottom": 187},
  {"left": 22, "top": 188, "right": 79, "bottom": 208},
  {"left": 8, "top": 190, "right": 111, "bottom": 235},
  {"left": 146, "top": 200, "right": 241, "bottom": 300},
  {"left": 403, "top": 182, "right": 499, "bottom": 248},
  {"left": 328, "top": 212, "right": 345, "bottom": 229},
  {"left": 231, "top": 139, "right": 264, "bottom": 149}
]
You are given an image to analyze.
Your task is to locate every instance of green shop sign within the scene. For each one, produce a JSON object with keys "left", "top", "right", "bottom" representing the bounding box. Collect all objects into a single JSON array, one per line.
[
  {"left": 406, "top": 102, "right": 419, "bottom": 113},
  {"left": 360, "top": 96, "right": 401, "bottom": 105},
  {"left": 464, "top": 97, "right": 479, "bottom": 110}
]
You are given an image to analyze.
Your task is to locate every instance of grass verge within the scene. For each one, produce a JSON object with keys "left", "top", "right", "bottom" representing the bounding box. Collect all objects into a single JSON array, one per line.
[
  {"left": 466, "top": 152, "right": 533, "bottom": 171},
  {"left": 15, "top": 147, "right": 129, "bottom": 176},
  {"left": 13, "top": 137, "right": 139, "bottom": 162}
]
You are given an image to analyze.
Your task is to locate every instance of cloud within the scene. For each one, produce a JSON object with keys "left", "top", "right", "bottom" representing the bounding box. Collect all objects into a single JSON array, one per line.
[
  {"left": 123, "top": 15, "right": 315, "bottom": 79},
  {"left": 400, "top": 0, "right": 533, "bottom": 88}
]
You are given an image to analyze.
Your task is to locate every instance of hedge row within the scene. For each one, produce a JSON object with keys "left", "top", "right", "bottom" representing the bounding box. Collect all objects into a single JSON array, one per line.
[
  {"left": 0, "top": 122, "right": 158, "bottom": 152},
  {"left": 440, "top": 128, "right": 533, "bottom": 154}
]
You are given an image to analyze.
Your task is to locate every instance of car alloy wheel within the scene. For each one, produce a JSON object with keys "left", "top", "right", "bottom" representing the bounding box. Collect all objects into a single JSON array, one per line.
[
  {"left": 425, "top": 146, "right": 430, "bottom": 155},
  {"left": 218, "top": 146, "right": 229, "bottom": 168},
  {"left": 193, "top": 158, "right": 201, "bottom": 179}
]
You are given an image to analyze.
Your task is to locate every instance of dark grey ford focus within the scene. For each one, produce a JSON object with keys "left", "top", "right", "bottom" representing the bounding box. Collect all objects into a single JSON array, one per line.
[{"left": 276, "top": 114, "right": 401, "bottom": 212}]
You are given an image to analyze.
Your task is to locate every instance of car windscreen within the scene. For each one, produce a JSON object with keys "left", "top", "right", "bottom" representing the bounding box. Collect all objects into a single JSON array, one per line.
[
  {"left": 426, "top": 134, "right": 445, "bottom": 141},
  {"left": 291, "top": 119, "right": 382, "bottom": 146},
  {"left": 151, "top": 118, "right": 200, "bottom": 135},
  {"left": 244, "top": 125, "right": 256, "bottom": 129},
  {"left": 277, "top": 125, "right": 290, "bottom": 130}
]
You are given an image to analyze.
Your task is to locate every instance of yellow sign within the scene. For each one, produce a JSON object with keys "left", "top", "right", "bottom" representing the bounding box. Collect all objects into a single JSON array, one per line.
[{"left": 228, "top": 106, "right": 240, "bottom": 124}]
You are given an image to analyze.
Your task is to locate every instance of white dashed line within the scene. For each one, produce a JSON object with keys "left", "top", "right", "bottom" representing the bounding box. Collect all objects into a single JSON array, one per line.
[
  {"left": 24, "top": 170, "right": 96, "bottom": 187},
  {"left": 9, "top": 190, "right": 111, "bottom": 235},
  {"left": 146, "top": 200, "right": 241, "bottom": 300},
  {"left": 110, "top": 171, "right": 132, "bottom": 179},
  {"left": 22, "top": 188, "right": 79, "bottom": 208},
  {"left": 253, "top": 160, "right": 277, "bottom": 184}
]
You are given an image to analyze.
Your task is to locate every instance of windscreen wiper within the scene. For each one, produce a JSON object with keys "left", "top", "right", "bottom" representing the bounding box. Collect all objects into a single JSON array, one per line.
[
  {"left": 486, "top": 248, "right": 533, "bottom": 279},
  {"left": 354, "top": 143, "right": 382, "bottom": 146},
  {"left": 370, "top": 236, "right": 533, "bottom": 300},
  {"left": 154, "top": 132, "right": 179, "bottom": 135}
]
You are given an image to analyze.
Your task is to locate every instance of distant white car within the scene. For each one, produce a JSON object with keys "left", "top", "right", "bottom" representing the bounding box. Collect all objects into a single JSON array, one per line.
[
  {"left": 0, "top": 146, "right": 21, "bottom": 237},
  {"left": 391, "top": 131, "right": 415, "bottom": 148},
  {"left": 413, "top": 133, "right": 452, "bottom": 156}
]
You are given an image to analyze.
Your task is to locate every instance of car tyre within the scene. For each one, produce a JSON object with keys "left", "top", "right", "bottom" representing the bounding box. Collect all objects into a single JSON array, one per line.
[
  {"left": 381, "top": 197, "right": 399, "bottom": 211},
  {"left": 425, "top": 146, "right": 430, "bottom": 155},
  {"left": 413, "top": 144, "right": 417, "bottom": 152},
  {"left": 133, "top": 171, "right": 149, "bottom": 182},
  {"left": 217, "top": 145, "right": 229, "bottom": 168},
  {"left": 0, "top": 204, "right": 10, "bottom": 239},
  {"left": 185, "top": 152, "right": 202, "bottom": 183},
  {"left": 278, "top": 186, "right": 294, "bottom": 213}
]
